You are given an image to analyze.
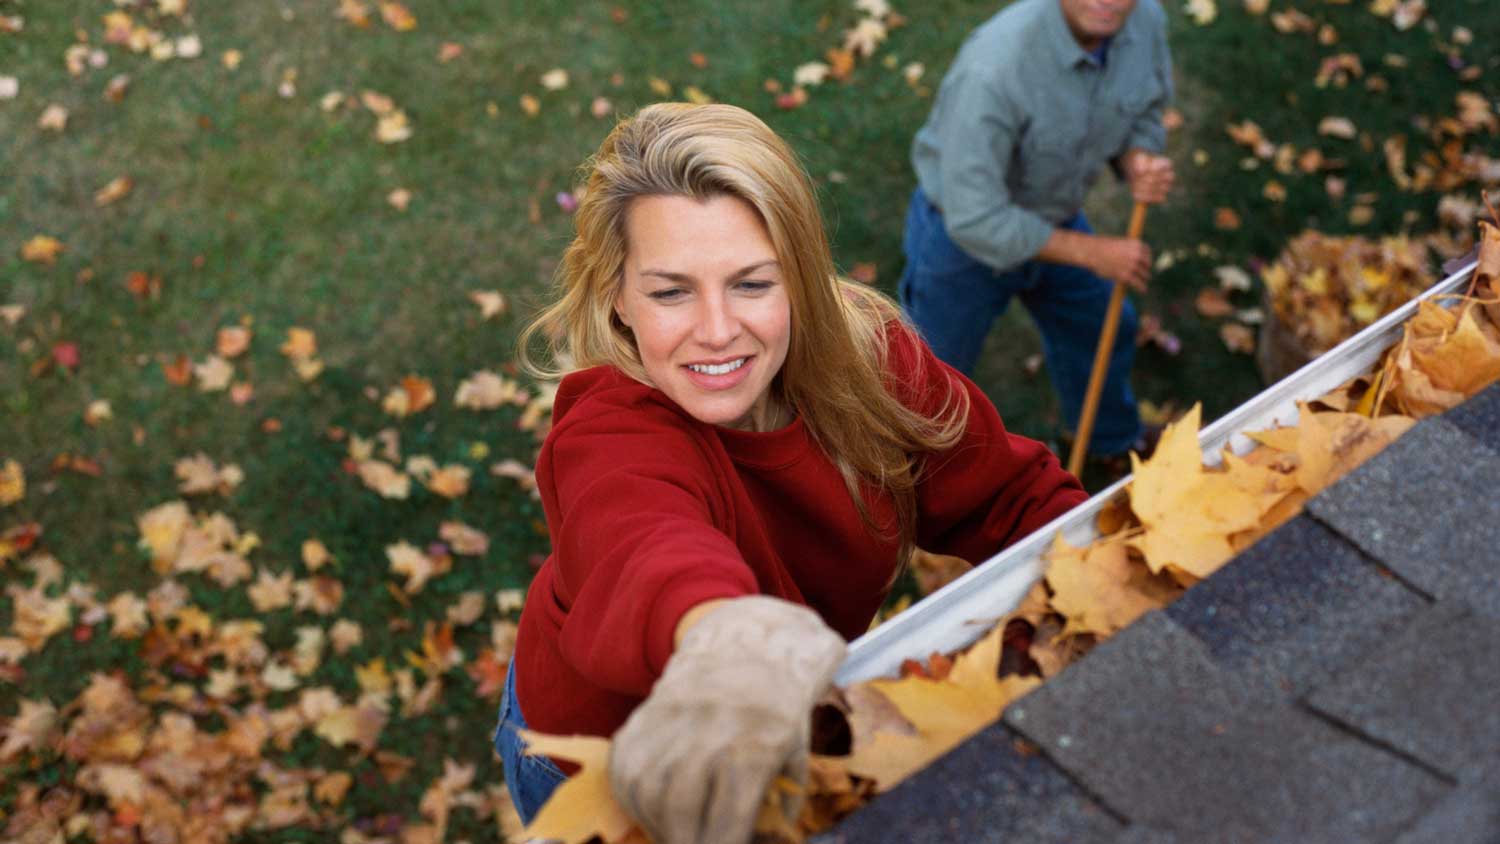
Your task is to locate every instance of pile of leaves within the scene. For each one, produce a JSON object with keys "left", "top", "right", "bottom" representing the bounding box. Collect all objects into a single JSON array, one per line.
[
  {"left": 1261, "top": 231, "right": 1435, "bottom": 355},
  {"left": 518, "top": 219, "right": 1500, "bottom": 843}
]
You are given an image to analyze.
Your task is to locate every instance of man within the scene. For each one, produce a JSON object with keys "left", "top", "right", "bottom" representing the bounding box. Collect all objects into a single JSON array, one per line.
[{"left": 898, "top": 0, "right": 1175, "bottom": 463}]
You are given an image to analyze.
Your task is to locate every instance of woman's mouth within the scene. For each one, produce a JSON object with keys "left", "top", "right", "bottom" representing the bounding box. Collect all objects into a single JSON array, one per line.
[
  {"left": 687, "top": 358, "right": 747, "bottom": 376},
  {"left": 683, "top": 356, "right": 754, "bottom": 389}
]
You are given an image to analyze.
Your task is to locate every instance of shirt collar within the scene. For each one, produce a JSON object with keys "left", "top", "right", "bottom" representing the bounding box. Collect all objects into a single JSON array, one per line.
[{"left": 1045, "top": 0, "right": 1136, "bottom": 70}]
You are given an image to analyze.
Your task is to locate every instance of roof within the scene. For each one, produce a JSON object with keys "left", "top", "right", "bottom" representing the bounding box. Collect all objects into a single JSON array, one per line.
[{"left": 817, "top": 382, "right": 1500, "bottom": 844}]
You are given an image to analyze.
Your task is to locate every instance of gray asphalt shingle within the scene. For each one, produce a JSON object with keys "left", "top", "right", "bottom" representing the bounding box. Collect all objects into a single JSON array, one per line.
[
  {"left": 1306, "top": 417, "right": 1500, "bottom": 619},
  {"left": 1305, "top": 601, "right": 1500, "bottom": 783},
  {"left": 811, "top": 723, "right": 1122, "bottom": 844},
  {"left": 1443, "top": 383, "right": 1500, "bottom": 454},
  {"left": 1393, "top": 766, "right": 1500, "bottom": 844},
  {"left": 1001, "top": 612, "right": 1447, "bottom": 839},
  {"left": 1165, "top": 515, "right": 1428, "bottom": 695}
]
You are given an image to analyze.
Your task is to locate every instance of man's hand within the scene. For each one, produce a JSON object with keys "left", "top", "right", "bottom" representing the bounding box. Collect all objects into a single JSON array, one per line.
[
  {"left": 1123, "top": 151, "right": 1174, "bottom": 205},
  {"left": 609, "top": 596, "right": 847, "bottom": 844},
  {"left": 1089, "top": 235, "right": 1152, "bottom": 293}
]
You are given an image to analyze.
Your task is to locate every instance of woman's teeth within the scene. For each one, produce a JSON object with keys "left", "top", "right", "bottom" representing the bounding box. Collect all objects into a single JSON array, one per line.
[{"left": 688, "top": 358, "right": 746, "bottom": 376}]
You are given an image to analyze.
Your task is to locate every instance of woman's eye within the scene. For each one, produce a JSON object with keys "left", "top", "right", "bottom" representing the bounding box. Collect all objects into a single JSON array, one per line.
[
  {"left": 737, "top": 280, "right": 773, "bottom": 292},
  {"left": 647, "top": 288, "right": 685, "bottom": 302}
]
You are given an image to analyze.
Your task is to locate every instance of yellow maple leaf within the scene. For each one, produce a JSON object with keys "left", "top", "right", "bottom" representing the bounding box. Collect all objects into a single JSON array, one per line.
[
  {"left": 1126, "top": 404, "right": 1284, "bottom": 584},
  {"left": 136, "top": 500, "right": 191, "bottom": 572},
  {"left": 0, "top": 459, "right": 24, "bottom": 506},
  {"left": 20, "top": 235, "right": 64, "bottom": 265},
  {"left": 279, "top": 327, "right": 318, "bottom": 360},
  {"left": 1043, "top": 533, "right": 1180, "bottom": 639},
  {"left": 845, "top": 623, "right": 1040, "bottom": 790},
  {"left": 1293, "top": 407, "right": 1414, "bottom": 495},
  {"left": 518, "top": 732, "right": 638, "bottom": 844}
]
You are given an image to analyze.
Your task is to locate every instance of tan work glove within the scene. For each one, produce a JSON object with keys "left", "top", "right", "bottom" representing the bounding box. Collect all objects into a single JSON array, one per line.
[{"left": 608, "top": 595, "right": 847, "bottom": 844}]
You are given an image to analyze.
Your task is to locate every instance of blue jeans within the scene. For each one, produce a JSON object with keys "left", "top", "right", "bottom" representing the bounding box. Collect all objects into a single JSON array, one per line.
[
  {"left": 494, "top": 661, "right": 567, "bottom": 825},
  {"left": 897, "top": 188, "right": 1142, "bottom": 456}
]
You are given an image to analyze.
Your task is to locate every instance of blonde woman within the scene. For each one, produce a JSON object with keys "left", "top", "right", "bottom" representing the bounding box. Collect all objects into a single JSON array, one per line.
[{"left": 498, "top": 103, "right": 1086, "bottom": 843}]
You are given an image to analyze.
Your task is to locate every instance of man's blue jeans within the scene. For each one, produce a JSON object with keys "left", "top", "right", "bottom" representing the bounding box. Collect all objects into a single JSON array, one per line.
[
  {"left": 897, "top": 188, "right": 1142, "bottom": 456},
  {"left": 494, "top": 661, "right": 567, "bottom": 826}
]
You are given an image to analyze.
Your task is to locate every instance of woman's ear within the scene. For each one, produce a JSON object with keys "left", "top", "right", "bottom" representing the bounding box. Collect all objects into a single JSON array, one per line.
[{"left": 612, "top": 275, "right": 632, "bottom": 328}]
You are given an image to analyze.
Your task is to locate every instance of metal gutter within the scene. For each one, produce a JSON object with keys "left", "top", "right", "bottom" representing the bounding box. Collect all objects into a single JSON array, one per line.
[{"left": 836, "top": 258, "right": 1479, "bottom": 687}]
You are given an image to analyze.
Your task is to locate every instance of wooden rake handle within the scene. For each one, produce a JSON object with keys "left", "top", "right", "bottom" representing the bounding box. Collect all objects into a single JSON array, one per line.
[{"left": 1066, "top": 201, "right": 1149, "bottom": 478}]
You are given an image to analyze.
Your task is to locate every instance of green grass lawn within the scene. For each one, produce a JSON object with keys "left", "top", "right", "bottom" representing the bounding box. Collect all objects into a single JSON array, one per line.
[{"left": 1, "top": 0, "right": 1497, "bottom": 839}]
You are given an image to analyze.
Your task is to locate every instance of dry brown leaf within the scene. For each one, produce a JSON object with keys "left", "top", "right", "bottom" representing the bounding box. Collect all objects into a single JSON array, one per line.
[
  {"left": 910, "top": 548, "right": 970, "bottom": 596},
  {"left": 1195, "top": 287, "right": 1235, "bottom": 318},
  {"left": 438, "top": 521, "right": 489, "bottom": 556},
  {"left": 1220, "top": 323, "right": 1256, "bottom": 354}
]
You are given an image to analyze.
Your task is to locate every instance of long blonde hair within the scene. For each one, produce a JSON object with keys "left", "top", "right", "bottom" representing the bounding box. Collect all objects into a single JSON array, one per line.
[{"left": 520, "top": 102, "right": 969, "bottom": 565}]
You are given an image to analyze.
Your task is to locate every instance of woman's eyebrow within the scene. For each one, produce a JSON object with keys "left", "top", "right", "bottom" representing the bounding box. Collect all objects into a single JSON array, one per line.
[{"left": 638, "top": 260, "right": 780, "bottom": 283}]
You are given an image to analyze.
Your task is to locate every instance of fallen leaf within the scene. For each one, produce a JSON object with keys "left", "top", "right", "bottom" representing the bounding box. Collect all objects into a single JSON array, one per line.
[
  {"left": 388, "top": 541, "right": 442, "bottom": 593},
  {"left": 216, "top": 326, "right": 251, "bottom": 358},
  {"left": 845, "top": 623, "right": 1040, "bottom": 790},
  {"left": 1126, "top": 405, "right": 1284, "bottom": 584},
  {"left": 21, "top": 235, "right": 65, "bottom": 265},
  {"left": 0, "top": 460, "right": 24, "bottom": 506},
  {"left": 1220, "top": 323, "right": 1256, "bottom": 354},
  {"left": 439, "top": 521, "right": 489, "bottom": 555},
  {"left": 1195, "top": 287, "right": 1235, "bottom": 318},
  {"left": 1317, "top": 116, "right": 1357, "bottom": 139},
  {"left": 1044, "top": 533, "right": 1180, "bottom": 638},
  {"left": 38, "top": 104, "right": 69, "bottom": 132},
  {"left": 518, "top": 732, "right": 637, "bottom": 844},
  {"left": 378, "top": 1, "right": 416, "bottom": 30},
  {"left": 194, "top": 356, "right": 234, "bottom": 391},
  {"left": 94, "top": 177, "right": 134, "bottom": 207}
]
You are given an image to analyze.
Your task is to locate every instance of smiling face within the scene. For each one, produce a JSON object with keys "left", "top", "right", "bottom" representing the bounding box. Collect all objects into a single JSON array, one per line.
[
  {"left": 1058, "top": 0, "right": 1137, "bottom": 48},
  {"left": 613, "top": 193, "right": 792, "bottom": 432}
]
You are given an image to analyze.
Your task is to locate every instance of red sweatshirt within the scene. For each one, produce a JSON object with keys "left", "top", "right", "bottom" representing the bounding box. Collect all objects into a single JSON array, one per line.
[{"left": 514, "top": 324, "right": 1086, "bottom": 740}]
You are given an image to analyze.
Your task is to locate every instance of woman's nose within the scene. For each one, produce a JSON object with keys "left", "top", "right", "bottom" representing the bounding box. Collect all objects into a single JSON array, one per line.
[{"left": 694, "top": 294, "right": 741, "bottom": 348}]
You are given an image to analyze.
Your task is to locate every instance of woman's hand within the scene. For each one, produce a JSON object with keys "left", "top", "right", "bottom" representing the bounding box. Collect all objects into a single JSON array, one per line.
[{"left": 608, "top": 596, "right": 847, "bottom": 844}]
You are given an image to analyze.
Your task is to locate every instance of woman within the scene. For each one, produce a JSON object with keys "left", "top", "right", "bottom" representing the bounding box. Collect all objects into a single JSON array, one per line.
[{"left": 497, "top": 103, "right": 1087, "bottom": 843}]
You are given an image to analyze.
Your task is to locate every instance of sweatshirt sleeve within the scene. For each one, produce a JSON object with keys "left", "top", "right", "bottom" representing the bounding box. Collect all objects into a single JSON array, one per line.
[
  {"left": 934, "top": 69, "right": 1057, "bottom": 271},
  {"left": 889, "top": 327, "right": 1088, "bottom": 561},
  {"left": 538, "top": 395, "right": 758, "bottom": 698}
]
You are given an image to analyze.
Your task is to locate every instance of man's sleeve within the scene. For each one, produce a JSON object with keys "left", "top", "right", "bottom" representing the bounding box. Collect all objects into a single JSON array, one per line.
[
  {"left": 542, "top": 407, "right": 758, "bottom": 697},
  {"left": 935, "top": 70, "right": 1056, "bottom": 272},
  {"left": 1123, "top": 10, "right": 1174, "bottom": 155}
]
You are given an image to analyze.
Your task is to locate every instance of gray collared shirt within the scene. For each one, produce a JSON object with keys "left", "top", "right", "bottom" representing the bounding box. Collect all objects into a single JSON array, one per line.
[{"left": 911, "top": 0, "right": 1173, "bottom": 271}]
